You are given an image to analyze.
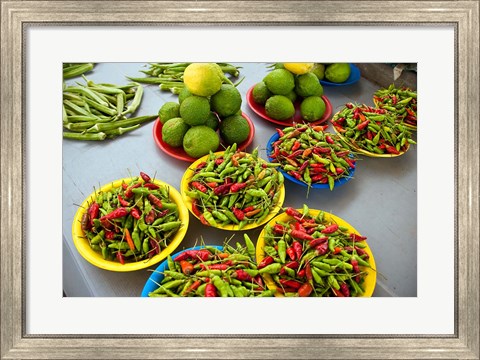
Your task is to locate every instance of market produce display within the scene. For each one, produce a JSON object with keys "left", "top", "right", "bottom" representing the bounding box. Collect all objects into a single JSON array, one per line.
[
  {"left": 63, "top": 63, "right": 95, "bottom": 79},
  {"left": 72, "top": 172, "right": 189, "bottom": 271},
  {"left": 331, "top": 103, "right": 415, "bottom": 156},
  {"left": 156, "top": 63, "right": 253, "bottom": 159},
  {"left": 256, "top": 206, "right": 376, "bottom": 297},
  {"left": 144, "top": 235, "right": 274, "bottom": 297},
  {"left": 373, "top": 84, "right": 417, "bottom": 130},
  {"left": 267, "top": 124, "right": 357, "bottom": 190},
  {"left": 181, "top": 144, "right": 285, "bottom": 230},
  {"left": 127, "top": 62, "right": 243, "bottom": 94},
  {"left": 248, "top": 63, "right": 329, "bottom": 123},
  {"left": 63, "top": 77, "right": 157, "bottom": 141}
]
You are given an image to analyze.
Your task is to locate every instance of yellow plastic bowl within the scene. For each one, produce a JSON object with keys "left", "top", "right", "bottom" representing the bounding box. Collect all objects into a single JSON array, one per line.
[
  {"left": 256, "top": 209, "right": 377, "bottom": 297},
  {"left": 331, "top": 116, "right": 410, "bottom": 158},
  {"left": 181, "top": 151, "right": 285, "bottom": 231},
  {"left": 71, "top": 178, "right": 189, "bottom": 272}
]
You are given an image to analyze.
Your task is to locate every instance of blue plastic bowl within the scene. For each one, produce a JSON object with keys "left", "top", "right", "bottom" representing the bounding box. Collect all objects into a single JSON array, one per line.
[
  {"left": 140, "top": 245, "right": 223, "bottom": 297},
  {"left": 320, "top": 63, "right": 361, "bottom": 87},
  {"left": 266, "top": 132, "right": 356, "bottom": 190}
]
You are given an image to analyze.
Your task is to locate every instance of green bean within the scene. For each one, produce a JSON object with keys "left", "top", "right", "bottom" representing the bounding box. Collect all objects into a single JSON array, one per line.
[
  {"left": 63, "top": 132, "right": 107, "bottom": 141},
  {"left": 63, "top": 63, "right": 94, "bottom": 79}
]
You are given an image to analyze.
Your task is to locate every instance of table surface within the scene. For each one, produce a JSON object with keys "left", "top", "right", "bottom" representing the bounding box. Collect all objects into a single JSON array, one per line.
[{"left": 62, "top": 63, "right": 417, "bottom": 297}]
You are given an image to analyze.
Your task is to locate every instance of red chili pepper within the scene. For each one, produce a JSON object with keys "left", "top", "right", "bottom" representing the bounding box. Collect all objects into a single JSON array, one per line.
[
  {"left": 385, "top": 145, "right": 400, "bottom": 155},
  {"left": 276, "top": 128, "right": 285, "bottom": 137},
  {"left": 285, "top": 261, "right": 300, "bottom": 270},
  {"left": 257, "top": 256, "right": 274, "bottom": 269},
  {"left": 205, "top": 283, "right": 217, "bottom": 297},
  {"left": 88, "top": 202, "right": 100, "bottom": 227},
  {"left": 234, "top": 269, "right": 252, "bottom": 282},
  {"left": 321, "top": 224, "right": 339, "bottom": 234},
  {"left": 140, "top": 171, "right": 151, "bottom": 183},
  {"left": 279, "top": 279, "right": 302, "bottom": 290},
  {"left": 333, "top": 247, "right": 342, "bottom": 254},
  {"left": 308, "top": 237, "right": 328, "bottom": 248},
  {"left": 143, "top": 183, "right": 159, "bottom": 190},
  {"left": 191, "top": 181, "right": 207, "bottom": 193},
  {"left": 340, "top": 283, "right": 350, "bottom": 297},
  {"left": 298, "top": 160, "right": 309, "bottom": 173},
  {"left": 215, "top": 158, "right": 224, "bottom": 166},
  {"left": 121, "top": 183, "right": 128, "bottom": 190},
  {"left": 195, "top": 161, "right": 207, "bottom": 171},
  {"left": 294, "top": 221, "right": 307, "bottom": 233},
  {"left": 214, "top": 183, "right": 232, "bottom": 196},
  {"left": 230, "top": 182, "right": 248, "bottom": 193},
  {"left": 314, "top": 147, "right": 331, "bottom": 154},
  {"left": 336, "top": 167, "right": 344, "bottom": 175},
  {"left": 350, "top": 233, "right": 367, "bottom": 241},
  {"left": 345, "top": 158, "right": 356, "bottom": 169},
  {"left": 144, "top": 209, "right": 156, "bottom": 225},
  {"left": 149, "top": 238, "right": 160, "bottom": 255},
  {"left": 297, "top": 283, "right": 313, "bottom": 297},
  {"left": 290, "top": 229, "right": 314, "bottom": 241},
  {"left": 305, "top": 262, "right": 313, "bottom": 282},
  {"left": 297, "top": 268, "right": 306, "bottom": 278},
  {"left": 272, "top": 223, "right": 286, "bottom": 235},
  {"left": 183, "top": 280, "right": 202, "bottom": 296},
  {"left": 332, "top": 288, "right": 345, "bottom": 297},
  {"left": 354, "top": 247, "right": 369, "bottom": 259},
  {"left": 286, "top": 149, "right": 303, "bottom": 159},
  {"left": 292, "top": 241, "right": 303, "bottom": 260},
  {"left": 130, "top": 207, "right": 141, "bottom": 220},
  {"left": 356, "top": 120, "right": 370, "bottom": 131},
  {"left": 345, "top": 103, "right": 354, "bottom": 109},
  {"left": 289, "top": 171, "right": 302, "bottom": 180},
  {"left": 366, "top": 130, "right": 373, "bottom": 140},
  {"left": 325, "top": 135, "right": 335, "bottom": 144},
  {"left": 116, "top": 251, "right": 125, "bottom": 265},
  {"left": 124, "top": 183, "right": 141, "bottom": 198},
  {"left": 147, "top": 193, "right": 163, "bottom": 208},
  {"left": 315, "top": 242, "right": 329, "bottom": 255},
  {"left": 202, "top": 263, "right": 229, "bottom": 271},
  {"left": 286, "top": 247, "right": 296, "bottom": 261},
  {"left": 232, "top": 207, "right": 245, "bottom": 221},
  {"left": 191, "top": 199, "right": 202, "bottom": 217},
  {"left": 117, "top": 194, "right": 130, "bottom": 207},
  {"left": 253, "top": 275, "right": 264, "bottom": 288},
  {"left": 243, "top": 206, "right": 255, "bottom": 213},
  {"left": 105, "top": 230, "right": 115, "bottom": 240},
  {"left": 350, "top": 258, "right": 360, "bottom": 273},
  {"left": 101, "top": 207, "right": 129, "bottom": 221}
]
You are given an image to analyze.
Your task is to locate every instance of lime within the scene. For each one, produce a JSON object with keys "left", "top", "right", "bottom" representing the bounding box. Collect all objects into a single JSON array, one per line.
[
  {"left": 183, "top": 126, "right": 220, "bottom": 158},
  {"left": 204, "top": 112, "right": 220, "bottom": 131},
  {"left": 161, "top": 117, "right": 190, "bottom": 147},
  {"left": 300, "top": 96, "right": 326, "bottom": 122},
  {"left": 265, "top": 95, "right": 295, "bottom": 121},
  {"left": 285, "top": 90, "right": 297, "bottom": 103},
  {"left": 283, "top": 63, "right": 314, "bottom": 75},
  {"left": 158, "top": 102, "right": 180, "bottom": 124},
  {"left": 178, "top": 86, "right": 193, "bottom": 104},
  {"left": 210, "top": 84, "right": 242, "bottom": 118},
  {"left": 183, "top": 63, "right": 224, "bottom": 97},
  {"left": 263, "top": 69, "right": 295, "bottom": 95},
  {"left": 311, "top": 63, "right": 325, "bottom": 80},
  {"left": 273, "top": 63, "right": 285, "bottom": 69},
  {"left": 179, "top": 95, "right": 210, "bottom": 126},
  {"left": 252, "top": 81, "right": 272, "bottom": 105},
  {"left": 295, "top": 72, "right": 323, "bottom": 98},
  {"left": 325, "top": 63, "right": 351, "bottom": 83},
  {"left": 219, "top": 114, "right": 250, "bottom": 145}
]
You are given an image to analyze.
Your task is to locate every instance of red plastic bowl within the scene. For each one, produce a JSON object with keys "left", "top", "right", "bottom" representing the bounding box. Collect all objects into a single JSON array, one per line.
[
  {"left": 153, "top": 112, "right": 255, "bottom": 162},
  {"left": 246, "top": 85, "right": 332, "bottom": 126}
]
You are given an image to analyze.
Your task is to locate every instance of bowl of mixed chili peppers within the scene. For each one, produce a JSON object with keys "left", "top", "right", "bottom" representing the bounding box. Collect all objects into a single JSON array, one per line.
[
  {"left": 331, "top": 102, "right": 415, "bottom": 158},
  {"left": 373, "top": 84, "right": 417, "bottom": 131},
  {"left": 72, "top": 172, "right": 189, "bottom": 272},
  {"left": 181, "top": 144, "right": 285, "bottom": 231},
  {"left": 256, "top": 205, "right": 376, "bottom": 297},
  {"left": 141, "top": 235, "right": 274, "bottom": 297},
  {"left": 266, "top": 124, "right": 357, "bottom": 191}
]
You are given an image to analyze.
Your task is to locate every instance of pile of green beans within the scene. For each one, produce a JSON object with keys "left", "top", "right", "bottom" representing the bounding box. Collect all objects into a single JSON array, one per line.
[
  {"left": 63, "top": 63, "right": 94, "bottom": 79},
  {"left": 63, "top": 76, "right": 157, "bottom": 141},
  {"left": 373, "top": 84, "right": 417, "bottom": 129},
  {"left": 127, "top": 62, "right": 243, "bottom": 94},
  {"left": 185, "top": 144, "right": 284, "bottom": 230},
  {"left": 331, "top": 103, "right": 415, "bottom": 155},
  {"left": 269, "top": 124, "right": 357, "bottom": 190},
  {"left": 81, "top": 172, "right": 183, "bottom": 264},
  {"left": 259, "top": 205, "right": 371, "bottom": 297},
  {"left": 149, "top": 234, "right": 274, "bottom": 297}
]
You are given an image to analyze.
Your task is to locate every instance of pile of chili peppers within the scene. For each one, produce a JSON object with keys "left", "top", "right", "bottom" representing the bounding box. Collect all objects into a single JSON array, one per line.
[
  {"left": 81, "top": 171, "right": 183, "bottom": 264},
  {"left": 185, "top": 144, "right": 284, "bottom": 229},
  {"left": 268, "top": 124, "right": 357, "bottom": 191},
  {"left": 259, "top": 205, "right": 371, "bottom": 297},
  {"left": 373, "top": 84, "right": 417, "bottom": 129},
  {"left": 148, "top": 235, "right": 274, "bottom": 297},
  {"left": 331, "top": 102, "right": 415, "bottom": 155}
]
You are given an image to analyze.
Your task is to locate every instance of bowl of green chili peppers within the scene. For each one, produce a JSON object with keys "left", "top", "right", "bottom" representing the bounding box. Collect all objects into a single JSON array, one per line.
[
  {"left": 181, "top": 144, "right": 285, "bottom": 231},
  {"left": 72, "top": 172, "right": 189, "bottom": 272}
]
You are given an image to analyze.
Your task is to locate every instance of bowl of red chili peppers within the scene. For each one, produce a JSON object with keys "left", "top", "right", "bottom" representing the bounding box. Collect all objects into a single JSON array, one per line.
[
  {"left": 72, "top": 172, "right": 189, "bottom": 272},
  {"left": 266, "top": 124, "right": 357, "bottom": 190},
  {"left": 180, "top": 145, "right": 285, "bottom": 231},
  {"left": 256, "top": 205, "right": 376, "bottom": 297}
]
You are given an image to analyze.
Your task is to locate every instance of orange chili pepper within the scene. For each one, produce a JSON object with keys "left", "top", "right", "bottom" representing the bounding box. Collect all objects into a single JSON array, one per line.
[{"left": 124, "top": 228, "right": 135, "bottom": 251}]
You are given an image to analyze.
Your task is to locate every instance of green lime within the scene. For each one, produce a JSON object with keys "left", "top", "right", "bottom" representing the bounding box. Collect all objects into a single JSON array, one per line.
[
  {"left": 183, "top": 63, "right": 224, "bottom": 97},
  {"left": 285, "top": 90, "right": 297, "bottom": 103},
  {"left": 158, "top": 102, "right": 180, "bottom": 124},
  {"left": 178, "top": 87, "right": 193, "bottom": 104},
  {"left": 252, "top": 81, "right": 272, "bottom": 105},
  {"left": 300, "top": 96, "right": 326, "bottom": 122},
  {"left": 204, "top": 112, "right": 220, "bottom": 131},
  {"left": 263, "top": 69, "right": 295, "bottom": 95},
  {"left": 183, "top": 126, "right": 220, "bottom": 158},
  {"left": 161, "top": 117, "right": 190, "bottom": 147},
  {"left": 265, "top": 95, "right": 295, "bottom": 121},
  {"left": 311, "top": 63, "right": 325, "bottom": 80},
  {"left": 210, "top": 84, "right": 242, "bottom": 118},
  {"left": 295, "top": 72, "right": 323, "bottom": 97},
  {"left": 325, "top": 63, "right": 351, "bottom": 83},
  {"left": 219, "top": 114, "right": 250, "bottom": 145},
  {"left": 179, "top": 95, "right": 210, "bottom": 126}
]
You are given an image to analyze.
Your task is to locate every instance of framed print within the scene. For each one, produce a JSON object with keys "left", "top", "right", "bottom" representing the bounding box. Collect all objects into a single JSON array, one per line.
[{"left": 1, "top": 1, "right": 479, "bottom": 359}]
